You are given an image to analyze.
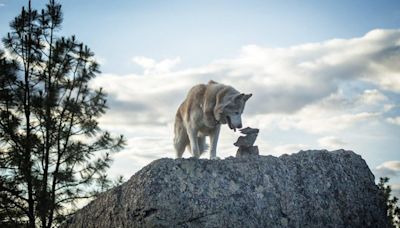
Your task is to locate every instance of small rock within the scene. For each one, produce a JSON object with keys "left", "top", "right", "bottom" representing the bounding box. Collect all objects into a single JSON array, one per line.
[
  {"left": 236, "top": 146, "right": 259, "bottom": 157},
  {"left": 234, "top": 134, "right": 257, "bottom": 147},
  {"left": 240, "top": 127, "right": 259, "bottom": 134},
  {"left": 234, "top": 127, "right": 260, "bottom": 158}
]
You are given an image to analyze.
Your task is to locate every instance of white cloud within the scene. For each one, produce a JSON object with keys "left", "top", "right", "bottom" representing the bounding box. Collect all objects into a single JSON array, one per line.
[
  {"left": 3, "top": 48, "right": 14, "bottom": 59},
  {"left": 380, "top": 161, "right": 400, "bottom": 171},
  {"left": 392, "top": 184, "right": 400, "bottom": 197},
  {"left": 318, "top": 136, "right": 347, "bottom": 150},
  {"left": 132, "top": 56, "right": 155, "bottom": 69},
  {"left": 387, "top": 116, "right": 400, "bottom": 126},
  {"left": 97, "top": 29, "right": 400, "bottom": 122},
  {"left": 132, "top": 56, "right": 181, "bottom": 74},
  {"left": 375, "top": 161, "right": 400, "bottom": 177},
  {"left": 90, "top": 29, "right": 400, "bottom": 177},
  {"left": 290, "top": 111, "right": 381, "bottom": 134},
  {"left": 383, "top": 104, "right": 395, "bottom": 112},
  {"left": 246, "top": 101, "right": 381, "bottom": 135},
  {"left": 0, "top": 3, "right": 5, "bottom": 7},
  {"left": 357, "top": 89, "right": 387, "bottom": 105}
]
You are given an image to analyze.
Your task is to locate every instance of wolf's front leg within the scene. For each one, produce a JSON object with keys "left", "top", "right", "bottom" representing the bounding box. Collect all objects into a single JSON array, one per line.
[
  {"left": 187, "top": 128, "right": 201, "bottom": 158},
  {"left": 209, "top": 124, "right": 221, "bottom": 159}
]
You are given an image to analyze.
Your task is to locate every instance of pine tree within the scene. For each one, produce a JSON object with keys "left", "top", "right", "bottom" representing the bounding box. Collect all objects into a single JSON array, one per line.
[
  {"left": 0, "top": 1, "right": 125, "bottom": 227},
  {"left": 378, "top": 177, "right": 400, "bottom": 228}
]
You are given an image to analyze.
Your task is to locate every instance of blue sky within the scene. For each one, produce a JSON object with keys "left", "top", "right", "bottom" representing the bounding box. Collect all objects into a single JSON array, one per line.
[
  {"left": 1, "top": 1, "right": 400, "bottom": 195},
  {"left": 2, "top": 0, "right": 400, "bottom": 74}
]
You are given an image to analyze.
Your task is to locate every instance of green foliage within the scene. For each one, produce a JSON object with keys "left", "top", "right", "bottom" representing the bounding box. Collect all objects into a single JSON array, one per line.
[
  {"left": 378, "top": 177, "right": 400, "bottom": 228},
  {"left": 0, "top": 1, "right": 125, "bottom": 227}
]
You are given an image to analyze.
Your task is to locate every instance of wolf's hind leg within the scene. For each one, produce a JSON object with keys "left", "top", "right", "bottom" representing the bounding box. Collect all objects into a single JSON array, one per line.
[
  {"left": 174, "top": 116, "right": 189, "bottom": 158},
  {"left": 174, "top": 133, "right": 188, "bottom": 158},
  {"left": 187, "top": 129, "right": 201, "bottom": 158}
]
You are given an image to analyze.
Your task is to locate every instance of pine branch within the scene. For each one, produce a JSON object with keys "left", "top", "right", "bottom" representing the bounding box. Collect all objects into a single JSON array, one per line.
[{"left": 55, "top": 195, "right": 93, "bottom": 205}]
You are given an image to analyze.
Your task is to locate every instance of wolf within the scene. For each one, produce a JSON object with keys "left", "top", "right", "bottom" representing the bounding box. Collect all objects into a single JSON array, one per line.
[{"left": 174, "top": 80, "right": 252, "bottom": 159}]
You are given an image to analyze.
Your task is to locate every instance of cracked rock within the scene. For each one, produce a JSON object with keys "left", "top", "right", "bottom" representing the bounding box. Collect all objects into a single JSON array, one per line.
[{"left": 63, "top": 150, "right": 389, "bottom": 228}]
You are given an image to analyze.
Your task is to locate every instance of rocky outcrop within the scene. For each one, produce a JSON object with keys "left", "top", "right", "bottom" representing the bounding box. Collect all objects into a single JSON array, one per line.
[{"left": 64, "top": 150, "right": 389, "bottom": 228}]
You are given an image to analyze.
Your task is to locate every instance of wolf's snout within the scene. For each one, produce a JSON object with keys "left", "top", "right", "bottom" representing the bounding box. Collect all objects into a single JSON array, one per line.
[{"left": 227, "top": 115, "right": 243, "bottom": 131}]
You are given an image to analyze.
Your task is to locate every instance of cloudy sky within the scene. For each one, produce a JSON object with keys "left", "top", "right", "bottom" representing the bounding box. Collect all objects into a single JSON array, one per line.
[{"left": 1, "top": 0, "right": 400, "bottom": 195}]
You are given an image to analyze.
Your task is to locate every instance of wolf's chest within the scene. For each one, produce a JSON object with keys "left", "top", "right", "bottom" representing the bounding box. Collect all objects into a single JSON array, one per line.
[{"left": 197, "top": 125, "right": 215, "bottom": 137}]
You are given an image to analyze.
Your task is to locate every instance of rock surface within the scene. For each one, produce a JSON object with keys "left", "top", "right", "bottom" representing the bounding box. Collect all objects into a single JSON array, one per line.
[{"left": 64, "top": 150, "right": 389, "bottom": 228}]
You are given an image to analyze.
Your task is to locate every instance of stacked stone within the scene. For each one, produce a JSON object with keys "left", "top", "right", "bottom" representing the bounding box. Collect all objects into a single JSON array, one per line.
[{"left": 234, "top": 127, "right": 259, "bottom": 158}]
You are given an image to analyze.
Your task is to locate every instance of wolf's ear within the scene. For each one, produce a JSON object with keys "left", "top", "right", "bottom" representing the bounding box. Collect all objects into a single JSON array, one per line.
[{"left": 244, "top": 93, "right": 252, "bottom": 101}]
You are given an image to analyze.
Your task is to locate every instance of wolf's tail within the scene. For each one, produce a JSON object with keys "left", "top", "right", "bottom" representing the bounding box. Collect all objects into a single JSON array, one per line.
[{"left": 174, "top": 111, "right": 189, "bottom": 158}]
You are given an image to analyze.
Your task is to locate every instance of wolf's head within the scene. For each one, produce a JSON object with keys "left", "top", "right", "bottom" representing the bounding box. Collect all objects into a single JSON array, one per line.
[{"left": 215, "top": 93, "right": 252, "bottom": 131}]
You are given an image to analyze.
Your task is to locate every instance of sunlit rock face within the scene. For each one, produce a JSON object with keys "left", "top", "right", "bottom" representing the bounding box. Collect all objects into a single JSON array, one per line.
[{"left": 64, "top": 150, "right": 389, "bottom": 228}]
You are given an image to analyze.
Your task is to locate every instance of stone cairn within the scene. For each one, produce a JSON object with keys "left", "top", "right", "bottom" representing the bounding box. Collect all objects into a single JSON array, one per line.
[{"left": 234, "top": 127, "right": 259, "bottom": 158}]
